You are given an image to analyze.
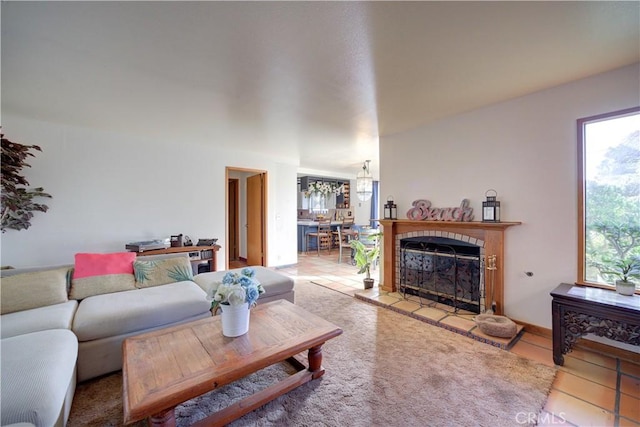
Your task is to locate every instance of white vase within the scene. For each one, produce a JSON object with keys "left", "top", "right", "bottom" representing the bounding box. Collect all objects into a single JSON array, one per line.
[
  {"left": 615, "top": 280, "right": 636, "bottom": 296},
  {"left": 220, "top": 302, "right": 251, "bottom": 337}
]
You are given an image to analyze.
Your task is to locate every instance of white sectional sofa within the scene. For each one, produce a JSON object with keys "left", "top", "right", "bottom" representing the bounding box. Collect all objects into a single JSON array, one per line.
[
  {"left": 0, "top": 253, "right": 295, "bottom": 427},
  {"left": 1, "top": 330, "right": 78, "bottom": 427}
]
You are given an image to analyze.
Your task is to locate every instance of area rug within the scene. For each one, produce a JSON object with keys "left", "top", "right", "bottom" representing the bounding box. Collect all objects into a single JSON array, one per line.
[{"left": 67, "top": 280, "right": 556, "bottom": 427}]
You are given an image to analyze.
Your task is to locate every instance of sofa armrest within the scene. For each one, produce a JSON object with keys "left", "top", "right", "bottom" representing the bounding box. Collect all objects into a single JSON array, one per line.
[{"left": 1, "top": 301, "right": 78, "bottom": 339}]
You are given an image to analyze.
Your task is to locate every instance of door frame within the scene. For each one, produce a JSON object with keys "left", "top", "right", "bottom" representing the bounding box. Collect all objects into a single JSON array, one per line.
[
  {"left": 228, "top": 178, "right": 240, "bottom": 262},
  {"left": 225, "top": 167, "right": 268, "bottom": 269}
]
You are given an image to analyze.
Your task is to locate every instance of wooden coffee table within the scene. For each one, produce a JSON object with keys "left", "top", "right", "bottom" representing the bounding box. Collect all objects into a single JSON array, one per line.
[{"left": 122, "top": 299, "right": 342, "bottom": 426}]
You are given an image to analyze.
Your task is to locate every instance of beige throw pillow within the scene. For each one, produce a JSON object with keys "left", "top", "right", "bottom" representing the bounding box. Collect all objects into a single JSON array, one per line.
[
  {"left": 1, "top": 267, "right": 70, "bottom": 314},
  {"left": 134, "top": 257, "right": 194, "bottom": 288},
  {"left": 69, "top": 274, "right": 137, "bottom": 300}
]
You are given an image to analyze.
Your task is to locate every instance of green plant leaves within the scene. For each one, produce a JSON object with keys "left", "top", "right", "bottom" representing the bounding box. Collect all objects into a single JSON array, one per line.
[
  {"left": 167, "top": 265, "right": 193, "bottom": 282},
  {"left": 134, "top": 260, "right": 158, "bottom": 283},
  {"left": 350, "top": 238, "right": 381, "bottom": 279},
  {"left": 1, "top": 133, "right": 51, "bottom": 232}
]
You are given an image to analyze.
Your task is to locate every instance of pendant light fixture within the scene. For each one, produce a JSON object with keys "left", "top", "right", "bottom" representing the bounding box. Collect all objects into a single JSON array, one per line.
[{"left": 356, "top": 160, "right": 373, "bottom": 202}]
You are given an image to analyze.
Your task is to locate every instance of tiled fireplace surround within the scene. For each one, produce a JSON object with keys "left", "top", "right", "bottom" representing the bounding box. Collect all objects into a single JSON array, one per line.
[{"left": 379, "top": 220, "right": 521, "bottom": 316}]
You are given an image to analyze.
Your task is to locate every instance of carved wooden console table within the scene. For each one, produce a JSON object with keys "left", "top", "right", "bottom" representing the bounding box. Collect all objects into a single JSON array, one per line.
[{"left": 551, "top": 283, "right": 639, "bottom": 365}]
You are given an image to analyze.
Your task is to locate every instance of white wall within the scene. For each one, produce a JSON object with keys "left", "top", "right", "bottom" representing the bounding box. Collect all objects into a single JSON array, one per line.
[
  {"left": 0, "top": 115, "right": 299, "bottom": 269},
  {"left": 380, "top": 63, "right": 640, "bottom": 331}
]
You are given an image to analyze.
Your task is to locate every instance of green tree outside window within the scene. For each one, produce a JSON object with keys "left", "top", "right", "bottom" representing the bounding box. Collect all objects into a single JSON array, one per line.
[{"left": 579, "top": 108, "right": 640, "bottom": 290}]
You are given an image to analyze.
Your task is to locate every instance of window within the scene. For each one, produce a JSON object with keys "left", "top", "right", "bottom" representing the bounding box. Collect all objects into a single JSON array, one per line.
[{"left": 577, "top": 106, "right": 640, "bottom": 291}]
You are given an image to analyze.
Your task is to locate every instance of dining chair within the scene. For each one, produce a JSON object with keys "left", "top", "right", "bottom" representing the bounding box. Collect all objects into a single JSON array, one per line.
[
  {"left": 306, "top": 219, "right": 332, "bottom": 256},
  {"left": 337, "top": 226, "right": 356, "bottom": 264},
  {"left": 332, "top": 218, "right": 356, "bottom": 247}
]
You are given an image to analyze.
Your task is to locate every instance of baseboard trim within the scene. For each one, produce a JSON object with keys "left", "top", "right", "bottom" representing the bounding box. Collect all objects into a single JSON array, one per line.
[
  {"left": 513, "top": 318, "right": 639, "bottom": 364},
  {"left": 578, "top": 340, "right": 640, "bottom": 364},
  {"left": 516, "top": 321, "right": 552, "bottom": 339}
]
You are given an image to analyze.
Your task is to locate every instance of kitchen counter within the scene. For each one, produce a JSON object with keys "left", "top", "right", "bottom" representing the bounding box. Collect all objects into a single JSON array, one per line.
[
  {"left": 297, "top": 220, "right": 342, "bottom": 226},
  {"left": 297, "top": 220, "right": 344, "bottom": 252}
]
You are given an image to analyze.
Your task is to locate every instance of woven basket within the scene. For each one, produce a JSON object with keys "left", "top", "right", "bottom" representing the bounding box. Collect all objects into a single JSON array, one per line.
[{"left": 475, "top": 314, "right": 517, "bottom": 338}]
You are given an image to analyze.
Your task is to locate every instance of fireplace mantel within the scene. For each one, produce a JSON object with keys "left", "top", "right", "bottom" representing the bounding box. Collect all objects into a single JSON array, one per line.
[{"left": 379, "top": 220, "right": 521, "bottom": 315}]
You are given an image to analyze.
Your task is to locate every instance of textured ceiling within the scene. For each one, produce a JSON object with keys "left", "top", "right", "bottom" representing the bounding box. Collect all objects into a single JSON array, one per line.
[{"left": 2, "top": 1, "right": 639, "bottom": 177}]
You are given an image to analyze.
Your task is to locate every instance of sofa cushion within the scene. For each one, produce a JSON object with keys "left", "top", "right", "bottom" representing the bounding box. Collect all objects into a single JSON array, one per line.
[
  {"left": 1, "top": 301, "right": 78, "bottom": 339},
  {"left": 72, "top": 281, "right": 210, "bottom": 342},
  {"left": 134, "top": 256, "right": 193, "bottom": 288},
  {"left": 1, "top": 329, "right": 78, "bottom": 427},
  {"left": 194, "top": 266, "right": 294, "bottom": 298},
  {"left": 70, "top": 252, "right": 136, "bottom": 300},
  {"left": 0, "top": 267, "right": 70, "bottom": 315}
]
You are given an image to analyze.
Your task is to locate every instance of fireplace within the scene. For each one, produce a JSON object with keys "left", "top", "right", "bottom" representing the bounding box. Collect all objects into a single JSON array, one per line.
[
  {"left": 379, "top": 220, "right": 520, "bottom": 315},
  {"left": 400, "top": 236, "right": 482, "bottom": 313}
]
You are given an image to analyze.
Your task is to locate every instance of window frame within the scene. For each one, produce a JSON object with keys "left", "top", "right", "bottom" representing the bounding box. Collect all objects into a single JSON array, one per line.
[{"left": 576, "top": 105, "right": 640, "bottom": 288}]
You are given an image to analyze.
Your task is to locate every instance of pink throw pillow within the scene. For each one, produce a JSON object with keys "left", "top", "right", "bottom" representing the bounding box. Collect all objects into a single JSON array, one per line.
[
  {"left": 70, "top": 252, "right": 137, "bottom": 300},
  {"left": 73, "top": 252, "right": 136, "bottom": 279}
]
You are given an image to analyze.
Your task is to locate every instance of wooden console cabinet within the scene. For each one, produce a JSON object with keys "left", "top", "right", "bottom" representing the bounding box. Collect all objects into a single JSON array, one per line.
[
  {"left": 135, "top": 245, "right": 221, "bottom": 273},
  {"left": 551, "top": 283, "right": 639, "bottom": 365}
]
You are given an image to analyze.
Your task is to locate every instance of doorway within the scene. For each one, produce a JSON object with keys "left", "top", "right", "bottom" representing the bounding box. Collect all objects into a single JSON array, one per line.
[
  {"left": 226, "top": 167, "right": 267, "bottom": 269},
  {"left": 228, "top": 178, "right": 240, "bottom": 263}
]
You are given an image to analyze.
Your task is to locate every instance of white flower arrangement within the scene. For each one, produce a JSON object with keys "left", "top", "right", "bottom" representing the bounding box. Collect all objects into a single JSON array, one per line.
[
  {"left": 305, "top": 181, "right": 345, "bottom": 197},
  {"left": 210, "top": 267, "right": 265, "bottom": 310}
]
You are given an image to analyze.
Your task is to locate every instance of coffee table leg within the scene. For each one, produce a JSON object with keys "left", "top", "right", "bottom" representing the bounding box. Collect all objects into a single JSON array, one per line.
[
  {"left": 308, "top": 345, "right": 325, "bottom": 379},
  {"left": 148, "top": 407, "right": 176, "bottom": 427}
]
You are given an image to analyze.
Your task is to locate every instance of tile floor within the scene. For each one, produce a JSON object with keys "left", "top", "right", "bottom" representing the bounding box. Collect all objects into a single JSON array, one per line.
[{"left": 232, "top": 252, "right": 640, "bottom": 426}]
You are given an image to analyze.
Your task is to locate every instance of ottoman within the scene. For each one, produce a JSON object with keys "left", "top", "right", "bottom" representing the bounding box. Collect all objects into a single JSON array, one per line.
[{"left": 194, "top": 266, "right": 295, "bottom": 305}]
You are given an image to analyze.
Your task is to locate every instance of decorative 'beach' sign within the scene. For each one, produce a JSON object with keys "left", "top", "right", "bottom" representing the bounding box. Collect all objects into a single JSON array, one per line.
[{"left": 406, "top": 199, "right": 474, "bottom": 222}]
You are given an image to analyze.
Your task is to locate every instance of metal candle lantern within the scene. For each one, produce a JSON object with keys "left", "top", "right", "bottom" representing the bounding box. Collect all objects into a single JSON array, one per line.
[
  {"left": 482, "top": 189, "right": 500, "bottom": 222},
  {"left": 384, "top": 196, "right": 397, "bottom": 220}
]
